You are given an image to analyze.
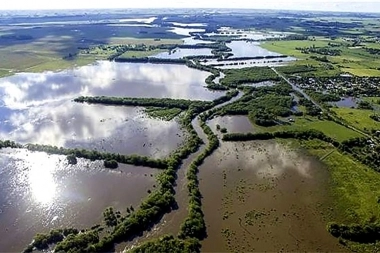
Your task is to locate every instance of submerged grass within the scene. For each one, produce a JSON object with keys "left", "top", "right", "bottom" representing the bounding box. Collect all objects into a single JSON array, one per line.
[
  {"left": 144, "top": 107, "right": 182, "bottom": 121},
  {"left": 289, "top": 139, "right": 380, "bottom": 224}
]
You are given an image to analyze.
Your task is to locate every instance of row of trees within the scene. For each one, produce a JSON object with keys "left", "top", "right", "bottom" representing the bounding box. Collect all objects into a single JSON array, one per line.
[
  {"left": 26, "top": 144, "right": 166, "bottom": 169},
  {"left": 222, "top": 129, "right": 339, "bottom": 147},
  {"left": 74, "top": 96, "right": 208, "bottom": 110}
]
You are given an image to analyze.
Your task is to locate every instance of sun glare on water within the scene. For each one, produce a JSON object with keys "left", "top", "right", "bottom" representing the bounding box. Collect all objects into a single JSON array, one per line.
[{"left": 26, "top": 152, "right": 58, "bottom": 205}]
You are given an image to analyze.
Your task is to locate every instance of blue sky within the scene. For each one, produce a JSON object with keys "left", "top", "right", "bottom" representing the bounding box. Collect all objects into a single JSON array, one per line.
[{"left": 0, "top": 0, "right": 379, "bottom": 13}]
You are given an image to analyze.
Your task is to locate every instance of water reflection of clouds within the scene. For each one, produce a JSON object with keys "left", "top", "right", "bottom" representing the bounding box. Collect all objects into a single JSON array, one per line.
[
  {"left": 0, "top": 62, "right": 219, "bottom": 109},
  {"left": 0, "top": 61, "right": 225, "bottom": 157},
  {"left": 222, "top": 142, "right": 312, "bottom": 179},
  {"left": 1, "top": 100, "right": 181, "bottom": 158}
]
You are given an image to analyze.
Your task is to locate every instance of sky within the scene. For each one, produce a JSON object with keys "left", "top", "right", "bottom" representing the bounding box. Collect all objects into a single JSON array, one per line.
[{"left": 1, "top": 0, "right": 380, "bottom": 13}]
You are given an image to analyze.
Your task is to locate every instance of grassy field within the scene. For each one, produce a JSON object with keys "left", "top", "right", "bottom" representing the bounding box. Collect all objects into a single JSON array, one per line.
[
  {"left": 295, "top": 139, "right": 380, "bottom": 224},
  {"left": 261, "top": 39, "right": 380, "bottom": 77},
  {"left": 255, "top": 116, "right": 363, "bottom": 142},
  {"left": 332, "top": 107, "right": 380, "bottom": 132},
  {"left": 0, "top": 36, "right": 183, "bottom": 77}
]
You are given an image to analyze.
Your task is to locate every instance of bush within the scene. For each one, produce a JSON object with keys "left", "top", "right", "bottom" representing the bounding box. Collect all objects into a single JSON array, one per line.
[
  {"left": 66, "top": 154, "right": 77, "bottom": 165},
  {"left": 103, "top": 159, "right": 118, "bottom": 169}
]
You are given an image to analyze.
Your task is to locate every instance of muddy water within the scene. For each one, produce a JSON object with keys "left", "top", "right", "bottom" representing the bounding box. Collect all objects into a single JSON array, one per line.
[
  {"left": 199, "top": 141, "right": 345, "bottom": 252},
  {"left": 121, "top": 92, "right": 243, "bottom": 251},
  {"left": 0, "top": 102, "right": 183, "bottom": 158},
  {"left": 0, "top": 148, "right": 158, "bottom": 252},
  {"left": 207, "top": 115, "right": 254, "bottom": 137}
]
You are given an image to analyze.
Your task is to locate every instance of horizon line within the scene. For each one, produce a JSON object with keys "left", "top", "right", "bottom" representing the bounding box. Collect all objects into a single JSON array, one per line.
[{"left": 0, "top": 7, "right": 379, "bottom": 14}]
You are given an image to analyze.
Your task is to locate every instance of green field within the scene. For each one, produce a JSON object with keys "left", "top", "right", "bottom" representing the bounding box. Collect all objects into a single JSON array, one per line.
[
  {"left": 255, "top": 116, "right": 363, "bottom": 142},
  {"left": 261, "top": 39, "right": 380, "bottom": 77},
  {"left": 332, "top": 107, "right": 380, "bottom": 132},
  {"left": 0, "top": 36, "right": 183, "bottom": 76},
  {"left": 297, "top": 139, "right": 380, "bottom": 224}
]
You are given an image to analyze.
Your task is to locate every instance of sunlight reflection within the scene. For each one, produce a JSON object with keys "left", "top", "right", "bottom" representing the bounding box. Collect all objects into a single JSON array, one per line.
[{"left": 26, "top": 152, "right": 57, "bottom": 205}]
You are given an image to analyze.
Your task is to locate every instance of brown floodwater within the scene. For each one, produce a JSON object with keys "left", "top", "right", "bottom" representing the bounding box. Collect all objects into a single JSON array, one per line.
[
  {"left": 121, "top": 92, "right": 244, "bottom": 252},
  {"left": 199, "top": 140, "right": 346, "bottom": 252},
  {"left": 0, "top": 148, "right": 158, "bottom": 252}
]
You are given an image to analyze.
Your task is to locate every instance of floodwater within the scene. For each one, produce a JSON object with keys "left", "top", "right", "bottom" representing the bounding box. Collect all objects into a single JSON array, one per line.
[
  {"left": 0, "top": 101, "right": 183, "bottom": 158},
  {"left": 202, "top": 57, "right": 295, "bottom": 69},
  {"left": 0, "top": 148, "right": 158, "bottom": 252},
  {"left": 170, "top": 27, "right": 205, "bottom": 36},
  {"left": 205, "top": 29, "right": 285, "bottom": 41},
  {"left": 170, "top": 22, "right": 206, "bottom": 27},
  {"left": 0, "top": 61, "right": 226, "bottom": 155},
  {"left": 199, "top": 141, "right": 345, "bottom": 252},
  {"left": 227, "top": 41, "right": 282, "bottom": 58},
  {"left": 0, "top": 61, "right": 220, "bottom": 101},
  {"left": 207, "top": 115, "right": 254, "bottom": 137},
  {"left": 182, "top": 37, "right": 213, "bottom": 45},
  {"left": 331, "top": 97, "right": 357, "bottom": 108},
  {"left": 152, "top": 48, "right": 213, "bottom": 59}
]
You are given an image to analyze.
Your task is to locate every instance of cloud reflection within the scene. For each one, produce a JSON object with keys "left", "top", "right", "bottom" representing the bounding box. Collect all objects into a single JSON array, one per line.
[{"left": 0, "top": 61, "right": 225, "bottom": 158}]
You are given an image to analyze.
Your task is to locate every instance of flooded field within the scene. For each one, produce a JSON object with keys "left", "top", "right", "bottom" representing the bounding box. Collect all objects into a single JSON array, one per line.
[
  {"left": 202, "top": 57, "right": 295, "bottom": 69},
  {"left": 199, "top": 140, "right": 345, "bottom": 252},
  {"left": 227, "top": 41, "right": 282, "bottom": 58},
  {"left": 330, "top": 97, "right": 358, "bottom": 108},
  {"left": 151, "top": 48, "right": 213, "bottom": 59},
  {"left": 0, "top": 61, "right": 227, "bottom": 155},
  {"left": 207, "top": 115, "right": 254, "bottom": 136},
  {"left": 0, "top": 61, "right": 220, "bottom": 101},
  {"left": 0, "top": 148, "right": 158, "bottom": 252},
  {"left": 0, "top": 101, "right": 183, "bottom": 158}
]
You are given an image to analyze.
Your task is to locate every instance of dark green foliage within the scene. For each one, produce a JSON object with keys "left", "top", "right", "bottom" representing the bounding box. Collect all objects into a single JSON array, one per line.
[
  {"left": 216, "top": 83, "right": 294, "bottom": 121},
  {"left": 370, "top": 114, "right": 380, "bottom": 122},
  {"left": 114, "top": 57, "right": 187, "bottom": 64},
  {"left": 299, "top": 98, "right": 322, "bottom": 116},
  {"left": 307, "top": 90, "right": 341, "bottom": 103},
  {"left": 249, "top": 110, "right": 277, "bottom": 126},
  {"left": 220, "top": 127, "right": 228, "bottom": 133},
  {"left": 296, "top": 46, "right": 341, "bottom": 56},
  {"left": 66, "top": 154, "right": 77, "bottom": 165},
  {"left": 277, "top": 65, "right": 316, "bottom": 74},
  {"left": 0, "top": 140, "right": 22, "bottom": 149},
  {"left": 103, "top": 207, "right": 118, "bottom": 227},
  {"left": 23, "top": 228, "right": 78, "bottom": 252},
  {"left": 358, "top": 100, "right": 373, "bottom": 110},
  {"left": 223, "top": 129, "right": 339, "bottom": 147},
  {"left": 26, "top": 144, "right": 166, "bottom": 169},
  {"left": 54, "top": 231, "right": 99, "bottom": 253},
  {"left": 144, "top": 107, "right": 182, "bottom": 121},
  {"left": 75, "top": 96, "right": 207, "bottom": 110},
  {"left": 103, "top": 159, "right": 118, "bottom": 169},
  {"left": 179, "top": 117, "right": 220, "bottom": 241},
  {"left": 220, "top": 66, "right": 280, "bottom": 87},
  {"left": 340, "top": 137, "right": 380, "bottom": 171},
  {"left": 129, "top": 235, "right": 201, "bottom": 253},
  {"left": 327, "top": 222, "right": 380, "bottom": 243}
]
